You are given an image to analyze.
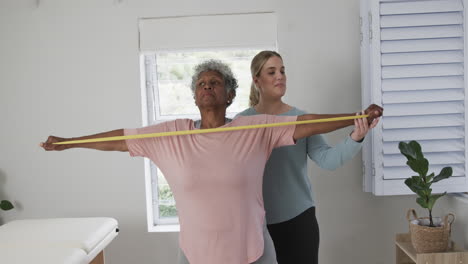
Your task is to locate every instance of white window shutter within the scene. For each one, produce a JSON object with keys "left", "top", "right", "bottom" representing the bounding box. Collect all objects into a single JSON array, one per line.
[{"left": 360, "top": 0, "right": 468, "bottom": 195}]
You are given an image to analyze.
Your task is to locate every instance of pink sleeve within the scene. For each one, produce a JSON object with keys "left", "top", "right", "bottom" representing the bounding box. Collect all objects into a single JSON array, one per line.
[
  {"left": 264, "top": 115, "right": 297, "bottom": 148},
  {"left": 234, "top": 115, "right": 297, "bottom": 149},
  {"left": 124, "top": 121, "right": 174, "bottom": 158}
]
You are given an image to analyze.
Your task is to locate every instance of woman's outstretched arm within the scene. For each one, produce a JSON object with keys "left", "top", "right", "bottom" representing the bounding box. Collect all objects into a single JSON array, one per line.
[
  {"left": 40, "top": 129, "right": 128, "bottom": 152},
  {"left": 293, "top": 104, "right": 383, "bottom": 140}
]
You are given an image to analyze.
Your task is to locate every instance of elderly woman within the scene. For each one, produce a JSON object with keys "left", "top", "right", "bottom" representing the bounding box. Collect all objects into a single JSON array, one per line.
[{"left": 40, "top": 60, "right": 382, "bottom": 264}]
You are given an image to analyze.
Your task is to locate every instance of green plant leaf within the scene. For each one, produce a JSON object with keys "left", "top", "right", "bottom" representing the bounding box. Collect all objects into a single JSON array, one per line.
[
  {"left": 406, "top": 158, "right": 429, "bottom": 177},
  {"left": 399, "top": 141, "right": 417, "bottom": 160},
  {"left": 427, "top": 192, "right": 446, "bottom": 210},
  {"left": 425, "top": 180, "right": 433, "bottom": 190},
  {"left": 416, "top": 196, "right": 429, "bottom": 209},
  {"left": 416, "top": 192, "right": 426, "bottom": 199},
  {"left": 0, "top": 200, "right": 13, "bottom": 211},
  {"left": 416, "top": 187, "right": 431, "bottom": 202},
  {"left": 432, "top": 167, "right": 453, "bottom": 183},
  {"left": 426, "top": 173, "right": 435, "bottom": 182},
  {"left": 399, "top": 141, "right": 425, "bottom": 161},
  {"left": 409, "top": 141, "right": 424, "bottom": 160},
  {"left": 400, "top": 140, "right": 448, "bottom": 213},
  {"left": 405, "top": 177, "right": 424, "bottom": 193}
]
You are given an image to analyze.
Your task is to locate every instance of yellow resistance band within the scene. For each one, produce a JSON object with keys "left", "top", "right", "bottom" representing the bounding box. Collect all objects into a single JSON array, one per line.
[{"left": 54, "top": 115, "right": 369, "bottom": 145}]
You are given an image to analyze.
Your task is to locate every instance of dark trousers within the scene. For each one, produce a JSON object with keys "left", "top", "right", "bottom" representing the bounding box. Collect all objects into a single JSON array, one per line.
[{"left": 267, "top": 207, "right": 319, "bottom": 264}]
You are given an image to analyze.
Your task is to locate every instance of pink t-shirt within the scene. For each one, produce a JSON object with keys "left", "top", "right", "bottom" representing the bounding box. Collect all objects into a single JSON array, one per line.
[{"left": 125, "top": 115, "right": 296, "bottom": 264}]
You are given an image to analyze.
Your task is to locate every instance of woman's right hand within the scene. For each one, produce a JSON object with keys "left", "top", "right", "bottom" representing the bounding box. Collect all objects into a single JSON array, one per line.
[
  {"left": 40, "top": 136, "right": 70, "bottom": 151},
  {"left": 364, "top": 104, "right": 383, "bottom": 124}
]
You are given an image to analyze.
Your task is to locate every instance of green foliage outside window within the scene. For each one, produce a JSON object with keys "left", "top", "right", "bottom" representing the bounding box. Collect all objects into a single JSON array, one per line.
[
  {"left": 155, "top": 49, "right": 261, "bottom": 116},
  {"left": 158, "top": 179, "right": 177, "bottom": 218}
]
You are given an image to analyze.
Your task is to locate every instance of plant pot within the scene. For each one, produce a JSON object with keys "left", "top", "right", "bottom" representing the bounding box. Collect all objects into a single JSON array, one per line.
[{"left": 406, "top": 209, "right": 455, "bottom": 253}]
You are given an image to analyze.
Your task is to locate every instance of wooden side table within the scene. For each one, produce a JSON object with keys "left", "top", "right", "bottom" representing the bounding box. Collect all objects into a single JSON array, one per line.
[{"left": 396, "top": 233, "right": 468, "bottom": 264}]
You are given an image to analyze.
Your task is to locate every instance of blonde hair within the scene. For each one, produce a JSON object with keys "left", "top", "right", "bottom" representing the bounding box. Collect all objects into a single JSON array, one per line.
[{"left": 249, "top": 50, "right": 283, "bottom": 107}]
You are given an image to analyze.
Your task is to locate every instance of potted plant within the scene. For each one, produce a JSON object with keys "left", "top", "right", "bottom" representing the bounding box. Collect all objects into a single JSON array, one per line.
[
  {"left": 399, "top": 140, "right": 455, "bottom": 253},
  {"left": 0, "top": 199, "right": 13, "bottom": 211}
]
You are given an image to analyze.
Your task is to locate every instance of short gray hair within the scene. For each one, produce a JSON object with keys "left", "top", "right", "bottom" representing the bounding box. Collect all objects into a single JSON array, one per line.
[{"left": 190, "top": 59, "right": 239, "bottom": 96}]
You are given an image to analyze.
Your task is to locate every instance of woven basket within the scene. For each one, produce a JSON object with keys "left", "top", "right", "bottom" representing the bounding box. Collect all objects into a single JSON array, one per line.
[{"left": 407, "top": 209, "right": 455, "bottom": 253}]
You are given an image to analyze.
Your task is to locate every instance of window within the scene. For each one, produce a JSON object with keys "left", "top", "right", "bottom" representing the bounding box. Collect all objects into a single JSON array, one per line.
[
  {"left": 142, "top": 49, "right": 271, "bottom": 229},
  {"left": 138, "top": 12, "right": 277, "bottom": 231},
  {"left": 360, "top": 0, "right": 468, "bottom": 195},
  {"left": 143, "top": 49, "right": 265, "bottom": 120}
]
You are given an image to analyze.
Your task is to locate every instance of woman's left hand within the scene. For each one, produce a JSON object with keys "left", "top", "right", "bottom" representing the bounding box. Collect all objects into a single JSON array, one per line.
[{"left": 351, "top": 111, "right": 379, "bottom": 142}]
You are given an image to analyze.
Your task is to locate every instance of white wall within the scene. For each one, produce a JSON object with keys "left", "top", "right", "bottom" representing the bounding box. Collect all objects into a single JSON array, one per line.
[{"left": 0, "top": 1, "right": 466, "bottom": 264}]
